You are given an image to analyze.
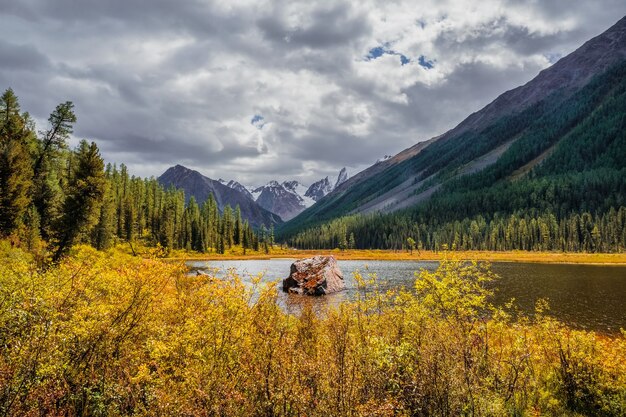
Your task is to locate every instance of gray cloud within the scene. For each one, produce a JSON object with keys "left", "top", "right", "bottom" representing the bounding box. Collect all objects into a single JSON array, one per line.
[
  {"left": 0, "top": 40, "right": 50, "bottom": 71},
  {"left": 0, "top": 0, "right": 624, "bottom": 186},
  {"left": 258, "top": 3, "right": 371, "bottom": 49}
]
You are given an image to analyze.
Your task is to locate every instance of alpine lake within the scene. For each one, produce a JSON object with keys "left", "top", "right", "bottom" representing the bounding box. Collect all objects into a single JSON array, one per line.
[{"left": 187, "top": 259, "right": 626, "bottom": 334}]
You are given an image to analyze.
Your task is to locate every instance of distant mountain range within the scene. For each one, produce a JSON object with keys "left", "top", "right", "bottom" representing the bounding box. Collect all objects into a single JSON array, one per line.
[
  {"left": 158, "top": 165, "right": 281, "bottom": 228},
  {"left": 246, "top": 168, "right": 348, "bottom": 220},
  {"left": 158, "top": 165, "right": 348, "bottom": 224},
  {"left": 279, "top": 15, "right": 626, "bottom": 240}
]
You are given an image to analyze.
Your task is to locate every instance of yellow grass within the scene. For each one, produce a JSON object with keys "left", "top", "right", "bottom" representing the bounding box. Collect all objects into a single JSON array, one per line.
[{"left": 165, "top": 247, "right": 626, "bottom": 264}]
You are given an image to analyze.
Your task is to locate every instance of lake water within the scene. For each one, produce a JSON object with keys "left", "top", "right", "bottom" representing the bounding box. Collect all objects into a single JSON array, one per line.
[{"left": 187, "top": 259, "right": 626, "bottom": 334}]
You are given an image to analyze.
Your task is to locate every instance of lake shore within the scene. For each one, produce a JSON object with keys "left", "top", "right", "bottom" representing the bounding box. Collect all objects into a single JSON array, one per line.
[{"left": 166, "top": 248, "right": 626, "bottom": 265}]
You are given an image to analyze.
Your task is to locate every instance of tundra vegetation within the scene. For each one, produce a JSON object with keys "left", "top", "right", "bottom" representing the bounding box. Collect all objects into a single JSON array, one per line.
[{"left": 1, "top": 243, "right": 625, "bottom": 416}]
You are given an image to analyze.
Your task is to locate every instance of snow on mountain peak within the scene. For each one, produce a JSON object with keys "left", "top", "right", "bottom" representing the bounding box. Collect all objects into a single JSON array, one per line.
[
  {"left": 335, "top": 167, "right": 348, "bottom": 189},
  {"left": 218, "top": 167, "right": 349, "bottom": 219}
]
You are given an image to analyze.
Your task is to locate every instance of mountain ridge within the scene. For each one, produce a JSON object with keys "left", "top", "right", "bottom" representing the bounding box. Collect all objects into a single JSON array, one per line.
[
  {"left": 247, "top": 168, "right": 348, "bottom": 220},
  {"left": 279, "top": 15, "right": 626, "bottom": 239}
]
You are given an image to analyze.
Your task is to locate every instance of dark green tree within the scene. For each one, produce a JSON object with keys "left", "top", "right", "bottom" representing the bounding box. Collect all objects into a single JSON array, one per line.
[
  {"left": 0, "top": 89, "right": 33, "bottom": 236},
  {"left": 52, "top": 141, "right": 106, "bottom": 262}
]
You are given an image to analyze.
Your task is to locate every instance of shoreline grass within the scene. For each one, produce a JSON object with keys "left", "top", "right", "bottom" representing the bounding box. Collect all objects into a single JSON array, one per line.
[{"left": 165, "top": 248, "right": 626, "bottom": 265}]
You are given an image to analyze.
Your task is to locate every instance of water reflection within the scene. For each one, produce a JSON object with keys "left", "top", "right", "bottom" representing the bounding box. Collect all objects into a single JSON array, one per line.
[{"left": 187, "top": 259, "right": 626, "bottom": 334}]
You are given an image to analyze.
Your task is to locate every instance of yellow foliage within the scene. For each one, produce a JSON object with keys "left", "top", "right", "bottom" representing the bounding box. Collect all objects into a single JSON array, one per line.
[
  {"left": 0, "top": 241, "right": 625, "bottom": 416},
  {"left": 173, "top": 247, "right": 626, "bottom": 265}
]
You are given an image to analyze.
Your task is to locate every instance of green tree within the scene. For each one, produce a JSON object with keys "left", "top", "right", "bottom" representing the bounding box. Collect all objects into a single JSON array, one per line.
[
  {"left": 338, "top": 231, "right": 348, "bottom": 251},
  {"left": 33, "top": 101, "right": 75, "bottom": 178},
  {"left": 348, "top": 233, "right": 356, "bottom": 249},
  {"left": 406, "top": 237, "right": 416, "bottom": 255},
  {"left": 0, "top": 89, "right": 33, "bottom": 236},
  {"left": 234, "top": 205, "right": 243, "bottom": 246},
  {"left": 32, "top": 101, "right": 76, "bottom": 239},
  {"left": 92, "top": 182, "right": 116, "bottom": 250},
  {"left": 52, "top": 141, "right": 105, "bottom": 262}
]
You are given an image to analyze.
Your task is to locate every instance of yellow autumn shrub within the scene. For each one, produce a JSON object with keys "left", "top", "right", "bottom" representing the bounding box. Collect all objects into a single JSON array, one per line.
[{"left": 0, "top": 242, "right": 624, "bottom": 416}]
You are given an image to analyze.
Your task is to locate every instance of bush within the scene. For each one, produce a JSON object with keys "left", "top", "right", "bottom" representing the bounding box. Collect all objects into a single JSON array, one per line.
[{"left": 0, "top": 244, "right": 624, "bottom": 416}]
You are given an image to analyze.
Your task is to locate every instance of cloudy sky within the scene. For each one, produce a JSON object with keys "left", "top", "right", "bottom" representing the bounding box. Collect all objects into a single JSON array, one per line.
[{"left": 1, "top": 0, "right": 625, "bottom": 186}]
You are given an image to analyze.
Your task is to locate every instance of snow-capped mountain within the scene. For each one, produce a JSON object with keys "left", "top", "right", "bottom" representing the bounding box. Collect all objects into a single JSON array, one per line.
[
  {"left": 220, "top": 168, "right": 349, "bottom": 221},
  {"left": 225, "top": 179, "right": 254, "bottom": 200},
  {"left": 305, "top": 168, "right": 349, "bottom": 202},
  {"left": 304, "top": 177, "right": 333, "bottom": 202},
  {"left": 283, "top": 181, "right": 316, "bottom": 207},
  {"left": 250, "top": 181, "right": 310, "bottom": 221},
  {"left": 335, "top": 167, "right": 348, "bottom": 189}
]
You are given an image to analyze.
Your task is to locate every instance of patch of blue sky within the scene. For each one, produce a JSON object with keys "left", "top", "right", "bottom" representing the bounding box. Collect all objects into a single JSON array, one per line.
[
  {"left": 366, "top": 44, "right": 415, "bottom": 67},
  {"left": 418, "top": 55, "right": 434, "bottom": 69}
]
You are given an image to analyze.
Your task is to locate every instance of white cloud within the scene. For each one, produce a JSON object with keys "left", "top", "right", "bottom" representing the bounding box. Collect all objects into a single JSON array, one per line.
[{"left": 0, "top": 0, "right": 624, "bottom": 184}]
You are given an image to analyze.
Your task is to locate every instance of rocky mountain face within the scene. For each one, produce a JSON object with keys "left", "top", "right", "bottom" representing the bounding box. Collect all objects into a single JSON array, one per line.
[
  {"left": 158, "top": 165, "right": 281, "bottom": 228},
  {"left": 304, "top": 177, "right": 333, "bottom": 202},
  {"left": 335, "top": 167, "right": 348, "bottom": 189},
  {"left": 304, "top": 168, "right": 349, "bottom": 202},
  {"left": 244, "top": 168, "right": 348, "bottom": 221},
  {"left": 225, "top": 179, "right": 254, "bottom": 200},
  {"left": 251, "top": 181, "right": 310, "bottom": 221},
  {"left": 217, "top": 168, "right": 348, "bottom": 221},
  {"left": 280, "top": 16, "right": 626, "bottom": 236}
]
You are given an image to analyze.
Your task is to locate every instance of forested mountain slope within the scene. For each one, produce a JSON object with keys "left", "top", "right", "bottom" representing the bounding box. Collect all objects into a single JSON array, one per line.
[{"left": 280, "top": 16, "right": 626, "bottom": 251}]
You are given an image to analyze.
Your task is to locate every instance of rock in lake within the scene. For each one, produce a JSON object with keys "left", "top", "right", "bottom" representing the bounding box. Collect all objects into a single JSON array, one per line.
[{"left": 282, "top": 255, "right": 344, "bottom": 296}]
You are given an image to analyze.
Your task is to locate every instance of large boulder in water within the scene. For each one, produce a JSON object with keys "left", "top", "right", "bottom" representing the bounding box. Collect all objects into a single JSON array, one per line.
[{"left": 282, "top": 255, "right": 344, "bottom": 296}]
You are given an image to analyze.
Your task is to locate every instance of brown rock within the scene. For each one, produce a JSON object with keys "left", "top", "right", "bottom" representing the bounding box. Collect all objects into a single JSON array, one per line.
[{"left": 282, "top": 255, "right": 344, "bottom": 296}]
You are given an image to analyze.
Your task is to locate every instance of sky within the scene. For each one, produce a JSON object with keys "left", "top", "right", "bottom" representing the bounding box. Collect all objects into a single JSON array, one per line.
[{"left": 1, "top": 0, "right": 625, "bottom": 186}]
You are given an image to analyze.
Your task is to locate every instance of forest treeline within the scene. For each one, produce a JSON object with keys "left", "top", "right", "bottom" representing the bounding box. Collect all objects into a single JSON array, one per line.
[
  {"left": 99, "top": 164, "right": 273, "bottom": 254},
  {"left": 0, "top": 88, "right": 269, "bottom": 263},
  {"left": 286, "top": 208, "right": 626, "bottom": 252}
]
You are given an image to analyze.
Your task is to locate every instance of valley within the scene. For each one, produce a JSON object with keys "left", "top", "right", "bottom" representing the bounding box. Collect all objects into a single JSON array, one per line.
[{"left": 1, "top": 6, "right": 625, "bottom": 417}]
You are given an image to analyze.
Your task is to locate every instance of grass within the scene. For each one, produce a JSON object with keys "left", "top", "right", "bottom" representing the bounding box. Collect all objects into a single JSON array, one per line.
[{"left": 165, "top": 247, "right": 626, "bottom": 265}]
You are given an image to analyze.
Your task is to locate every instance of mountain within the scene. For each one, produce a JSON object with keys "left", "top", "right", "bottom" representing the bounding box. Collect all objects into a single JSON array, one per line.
[
  {"left": 304, "top": 177, "right": 333, "bottom": 201},
  {"left": 305, "top": 168, "right": 349, "bottom": 202},
  {"left": 251, "top": 181, "right": 312, "bottom": 221},
  {"left": 280, "top": 16, "right": 626, "bottom": 242},
  {"left": 158, "top": 165, "right": 282, "bottom": 228},
  {"left": 335, "top": 167, "right": 348, "bottom": 188},
  {"left": 225, "top": 179, "right": 254, "bottom": 200},
  {"left": 217, "top": 168, "right": 349, "bottom": 221}
]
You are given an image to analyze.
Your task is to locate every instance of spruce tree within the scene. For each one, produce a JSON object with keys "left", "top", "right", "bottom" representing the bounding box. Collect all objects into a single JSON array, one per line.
[
  {"left": 0, "top": 89, "right": 33, "bottom": 236},
  {"left": 234, "top": 205, "right": 243, "bottom": 246},
  {"left": 52, "top": 141, "right": 105, "bottom": 262}
]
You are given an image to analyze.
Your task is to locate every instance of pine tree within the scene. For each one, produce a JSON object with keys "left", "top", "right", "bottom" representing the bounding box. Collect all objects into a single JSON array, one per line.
[
  {"left": 234, "top": 205, "right": 243, "bottom": 246},
  {"left": 407, "top": 237, "right": 416, "bottom": 254},
  {"left": 92, "top": 182, "right": 115, "bottom": 250},
  {"left": 33, "top": 101, "right": 75, "bottom": 178},
  {"left": 348, "top": 233, "right": 356, "bottom": 249},
  {"left": 223, "top": 205, "right": 234, "bottom": 248},
  {"left": 0, "top": 89, "right": 33, "bottom": 236},
  {"left": 52, "top": 141, "right": 106, "bottom": 262}
]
